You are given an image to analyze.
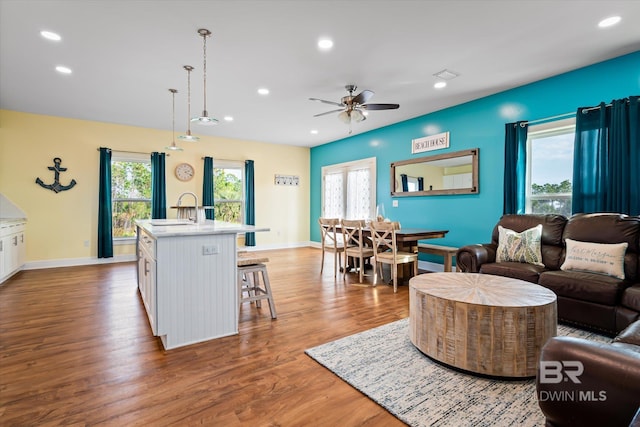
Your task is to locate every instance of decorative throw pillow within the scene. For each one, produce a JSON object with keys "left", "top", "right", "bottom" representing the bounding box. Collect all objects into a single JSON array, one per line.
[
  {"left": 561, "top": 239, "right": 628, "bottom": 279},
  {"left": 496, "top": 224, "right": 544, "bottom": 266}
]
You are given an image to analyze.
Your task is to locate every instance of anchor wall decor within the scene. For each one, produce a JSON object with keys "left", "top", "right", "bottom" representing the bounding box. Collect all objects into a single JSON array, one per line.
[{"left": 36, "top": 157, "right": 77, "bottom": 193}]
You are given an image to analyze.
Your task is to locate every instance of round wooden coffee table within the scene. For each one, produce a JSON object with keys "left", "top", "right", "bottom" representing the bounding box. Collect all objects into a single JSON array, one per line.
[{"left": 409, "top": 272, "right": 557, "bottom": 378}]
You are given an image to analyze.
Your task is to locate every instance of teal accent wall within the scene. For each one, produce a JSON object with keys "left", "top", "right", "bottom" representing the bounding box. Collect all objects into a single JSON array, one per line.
[{"left": 310, "top": 51, "right": 640, "bottom": 249}]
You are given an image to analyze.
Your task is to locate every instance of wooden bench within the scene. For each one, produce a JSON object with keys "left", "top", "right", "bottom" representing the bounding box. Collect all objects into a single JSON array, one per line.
[{"left": 417, "top": 243, "right": 458, "bottom": 272}]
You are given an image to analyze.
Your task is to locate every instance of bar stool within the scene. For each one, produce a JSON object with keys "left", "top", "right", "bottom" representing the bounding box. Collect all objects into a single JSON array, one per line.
[{"left": 237, "top": 253, "right": 277, "bottom": 319}]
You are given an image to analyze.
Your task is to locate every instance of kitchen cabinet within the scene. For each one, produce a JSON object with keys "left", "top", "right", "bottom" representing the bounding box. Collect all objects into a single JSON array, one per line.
[
  {"left": 442, "top": 172, "right": 473, "bottom": 189},
  {"left": 0, "top": 220, "right": 26, "bottom": 284}
]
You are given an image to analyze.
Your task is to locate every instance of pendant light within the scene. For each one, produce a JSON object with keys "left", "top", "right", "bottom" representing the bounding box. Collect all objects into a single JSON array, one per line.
[
  {"left": 178, "top": 65, "right": 200, "bottom": 141},
  {"left": 191, "top": 28, "right": 218, "bottom": 126},
  {"left": 166, "top": 89, "right": 184, "bottom": 151}
]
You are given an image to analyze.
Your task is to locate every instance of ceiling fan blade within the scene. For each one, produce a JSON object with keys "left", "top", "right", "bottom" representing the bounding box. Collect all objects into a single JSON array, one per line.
[
  {"left": 313, "top": 109, "right": 344, "bottom": 117},
  {"left": 309, "top": 97, "right": 343, "bottom": 107},
  {"left": 361, "top": 103, "right": 400, "bottom": 111},
  {"left": 352, "top": 90, "right": 374, "bottom": 105}
]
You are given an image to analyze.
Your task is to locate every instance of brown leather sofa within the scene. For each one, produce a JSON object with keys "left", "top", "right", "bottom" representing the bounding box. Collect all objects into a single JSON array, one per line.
[
  {"left": 456, "top": 213, "right": 640, "bottom": 335},
  {"left": 536, "top": 319, "right": 640, "bottom": 427}
]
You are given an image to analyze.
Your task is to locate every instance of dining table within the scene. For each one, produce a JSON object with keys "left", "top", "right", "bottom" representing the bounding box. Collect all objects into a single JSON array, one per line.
[{"left": 339, "top": 225, "right": 449, "bottom": 284}]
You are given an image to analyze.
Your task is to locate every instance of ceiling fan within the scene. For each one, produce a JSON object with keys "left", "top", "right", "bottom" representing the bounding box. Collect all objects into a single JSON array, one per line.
[{"left": 309, "top": 84, "right": 400, "bottom": 125}]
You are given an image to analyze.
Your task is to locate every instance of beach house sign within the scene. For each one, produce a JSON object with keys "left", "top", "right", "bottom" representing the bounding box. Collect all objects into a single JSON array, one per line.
[{"left": 411, "top": 132, "right": 450, "bottom": 154}]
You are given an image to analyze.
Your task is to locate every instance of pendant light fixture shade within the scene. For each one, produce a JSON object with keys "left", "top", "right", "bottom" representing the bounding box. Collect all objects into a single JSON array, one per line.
[
  {"left": 166, "top": 89, "right": 184, "bottom": 151},
  {"left": 192, "top": 28, "right": 218, "bottom": 126},
  {"left": 178, "top": 65, "right": 200, "bottom": 141}
]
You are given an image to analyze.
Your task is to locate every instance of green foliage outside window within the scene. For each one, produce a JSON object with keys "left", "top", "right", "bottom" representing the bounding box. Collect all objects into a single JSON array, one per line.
[
  {"left": 214, "top": 168, "right": 243, "bottom": 224},
  {"left": 112, "top": 161, "right": 152, "bottom": 237},
  {"left": 530, "top": 179, "right": 572, "bottom": 217}
]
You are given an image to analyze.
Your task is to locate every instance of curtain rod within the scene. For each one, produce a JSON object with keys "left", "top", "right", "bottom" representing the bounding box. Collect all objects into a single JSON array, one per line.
[
  {"left": 581, "top": 98, "right": 637, "bottom": 113},
  {"left": 523, "top": 112, "right": 575, "bottom": 126},
  {"left": 96, "top": 148, "right": 170, "bottom": 156},
  {"left": 200, "top": 157, "right": 243, "bottom": 162}
]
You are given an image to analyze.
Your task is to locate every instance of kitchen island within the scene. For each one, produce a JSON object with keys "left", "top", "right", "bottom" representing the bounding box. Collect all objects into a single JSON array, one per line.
[{"left": 136, "top": 219, "right": 269, "bottom": 350}]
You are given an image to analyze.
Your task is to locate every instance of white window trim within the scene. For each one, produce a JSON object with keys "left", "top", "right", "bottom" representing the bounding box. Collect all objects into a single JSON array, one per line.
[
  {"left": 525, "top": 118, "right": 575, "bottom": 214},
  {"left": 111, "top": 151, "right": 151, "bottom": 242},
  {"left": 321, "top": 157, "right": 377, "bottom": 219},
  {"left": 213, "top": 160, "right": 245, "bottom": 223}
]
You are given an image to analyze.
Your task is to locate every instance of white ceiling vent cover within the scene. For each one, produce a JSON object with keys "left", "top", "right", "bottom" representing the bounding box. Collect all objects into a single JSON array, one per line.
[{"left": 433, "top": 69, "right": 460, "bottom": 80}]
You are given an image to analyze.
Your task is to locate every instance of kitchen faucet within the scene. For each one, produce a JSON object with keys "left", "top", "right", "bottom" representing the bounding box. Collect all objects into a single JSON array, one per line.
[{"left": 176, "top": 192, "right": 200, "bottom": 223}]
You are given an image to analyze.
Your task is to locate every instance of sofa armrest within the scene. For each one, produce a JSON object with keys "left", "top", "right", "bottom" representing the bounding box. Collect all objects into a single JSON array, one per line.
[
  {"left": 455, "top": 243, "right": 496, "bottom": 273},
  {"left": 536, "top": 336, "right": 640, "bottom": 427}
]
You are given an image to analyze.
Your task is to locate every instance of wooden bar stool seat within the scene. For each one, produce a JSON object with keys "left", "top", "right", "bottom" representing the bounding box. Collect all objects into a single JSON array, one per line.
[{"left": 237, "top": 254, "right": 276, "bottom": 319}]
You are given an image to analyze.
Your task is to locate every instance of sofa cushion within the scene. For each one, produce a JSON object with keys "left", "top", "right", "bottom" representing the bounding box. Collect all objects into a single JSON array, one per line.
[
  {"left": 480, "top": 262, "right": 545, "bottom": 283},
  {"left": 539, "top": 270, "right": 627, "bottom": 306},
  {"left": 491, "top": 214, "right": 567, "bottom": 270},
  {"left": 496, "top": 224, "right": 544, "bottom": 266},
  {"left": 560, "top": 238, "right": 628, "bottom": 279},
  {"left": 614, "top": 319, "right": 640, "bottom": 346},
  {"left": 563, "top": 213, "right": 640, "bottom": 282},
  {"left": 622, "top": 286, "right": 640, "bottom": 312}
]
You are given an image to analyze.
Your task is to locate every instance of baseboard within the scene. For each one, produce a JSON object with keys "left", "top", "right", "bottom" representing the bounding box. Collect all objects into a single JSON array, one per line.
[
  {"left": 23, "top": 242, "right": 315, "bottom": 270},
  {"left": 24, "top": 254, "right": 137, "bottom": 270},
  {"left": 419, "top": 260, "right": 456, "bottom": 272},
  {"left": 21, "top": 244, "right": 452, "bottom": 272}
]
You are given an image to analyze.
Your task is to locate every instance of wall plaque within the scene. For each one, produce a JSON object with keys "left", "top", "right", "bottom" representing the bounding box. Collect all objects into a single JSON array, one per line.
[{"left": 411, "top": 131, "right": 450, "bottom": 154}]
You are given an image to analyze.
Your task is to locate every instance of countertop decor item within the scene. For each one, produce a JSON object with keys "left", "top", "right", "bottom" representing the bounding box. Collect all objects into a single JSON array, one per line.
[{"left": 35, "top": 157, "right": 77, "bottom": 193}]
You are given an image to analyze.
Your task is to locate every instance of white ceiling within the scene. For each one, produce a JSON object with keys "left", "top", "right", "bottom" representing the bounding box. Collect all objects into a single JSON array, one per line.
[{"left": 1, "top": 0, "right": 639, "bottom": 148}]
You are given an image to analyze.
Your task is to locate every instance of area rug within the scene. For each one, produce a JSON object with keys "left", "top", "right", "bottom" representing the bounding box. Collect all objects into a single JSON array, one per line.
[{"left": 305, "top": 318, "right": 610, "bottom": 427}]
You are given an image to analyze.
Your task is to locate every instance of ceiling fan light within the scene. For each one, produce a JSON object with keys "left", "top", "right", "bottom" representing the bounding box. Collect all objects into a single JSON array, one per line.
[
  {"left": 351, "top": 109, "right": 365, "bottom": 122},
  {"left": 338, "top": 110, "right": 351, "bottom": 124}
]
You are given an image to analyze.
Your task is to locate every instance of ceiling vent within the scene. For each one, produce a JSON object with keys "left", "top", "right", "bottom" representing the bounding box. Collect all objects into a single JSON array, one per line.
[{"left": 433, "top": 69, "right": 459, "bottom": 80}]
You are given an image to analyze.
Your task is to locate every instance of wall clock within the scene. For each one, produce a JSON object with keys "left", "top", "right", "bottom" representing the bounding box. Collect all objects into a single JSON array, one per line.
[{"left": 175, "top": 163, "right": 195, "bottom": 181}]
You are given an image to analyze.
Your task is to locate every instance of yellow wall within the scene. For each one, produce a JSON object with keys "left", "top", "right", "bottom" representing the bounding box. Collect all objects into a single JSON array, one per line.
[{"left": 0, "top": 110, "right": 310, "bottom": 264}]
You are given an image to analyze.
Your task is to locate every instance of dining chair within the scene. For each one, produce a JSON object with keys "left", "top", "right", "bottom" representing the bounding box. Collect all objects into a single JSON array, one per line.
[
  {"left": 340, "top": 219, "right": 375, "bottom": 283},
  {"left": 318, "top": 218, "right": 345, "bottom": 278},
  {"left": 369, "top": 220, "right": 418, "bottom": 293}
]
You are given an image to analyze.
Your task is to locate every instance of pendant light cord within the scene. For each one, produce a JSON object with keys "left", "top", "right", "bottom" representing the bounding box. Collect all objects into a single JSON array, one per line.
[
  {"left": 186, "top": 66, "right": 193, "bottom": 132},
  {"left": 202, "top": 33, "right": 207, "bottom": 113},
  {"left": 170, "top": 89, "right": 177, "bottom": 144}
]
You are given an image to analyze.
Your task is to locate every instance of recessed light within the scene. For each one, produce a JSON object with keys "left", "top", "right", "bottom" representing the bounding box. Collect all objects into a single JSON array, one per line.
[
  {"left": 318, "top": 38, "right": 333, "bottom": 50},
  {"left": 434, "top": 81, "right": 447, "bottom": 89},
  {"left": 223, "top": 116, "right": 234, "bottom": 122},
  {"left": 55, "top": 65, "right": 72, "bottom": 74},
  {"left": 40, "top": 30, "right": 61, "bottom": 41},
  {"left": 598, "top": 16, "right": 621, "bottom": 28},
  {"left": 310, "top": 129, "right": 318, "bottom": 135},
  {"left": 257, "top": 88, "right": 269, "bottom": 95}
]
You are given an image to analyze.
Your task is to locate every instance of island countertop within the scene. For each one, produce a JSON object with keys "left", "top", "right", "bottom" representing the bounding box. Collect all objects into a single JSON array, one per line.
[{"left": 136, "top": 219, "right": 269, "bottom": 238}]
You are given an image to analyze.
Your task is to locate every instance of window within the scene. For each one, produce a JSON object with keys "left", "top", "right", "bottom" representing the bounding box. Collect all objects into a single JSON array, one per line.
[
  {"left": 526, "top": 118, "right": 575, "bottom": 216},
  {"left": 214, "top": 161, "right": 244, "bottom": 224},
  {"left": 321, "top": 157, "right": 376, "bottom": 219},
  {"left": 111, "top": 152, "right": 151, "bottom": 238}
]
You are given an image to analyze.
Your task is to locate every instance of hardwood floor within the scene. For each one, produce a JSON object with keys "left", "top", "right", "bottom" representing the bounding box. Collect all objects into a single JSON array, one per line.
[{"left": 0, "top": 248, "right": 409, "bottom": 426}]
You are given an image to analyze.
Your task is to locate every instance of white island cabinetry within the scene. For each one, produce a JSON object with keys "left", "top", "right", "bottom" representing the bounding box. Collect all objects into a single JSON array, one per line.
[{"left": 135, "top": 220, "right": 267, "bottom": 350}]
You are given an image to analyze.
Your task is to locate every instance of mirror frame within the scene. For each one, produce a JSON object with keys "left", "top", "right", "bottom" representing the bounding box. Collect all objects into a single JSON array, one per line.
[{"left": 390, "top": 148, "right": 479, "bottom": 197}]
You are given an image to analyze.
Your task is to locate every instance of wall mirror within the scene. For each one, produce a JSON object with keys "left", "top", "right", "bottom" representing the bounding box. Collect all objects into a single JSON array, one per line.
[{"left": 390, "top": 148, "right": 479, "bottom": 197}]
